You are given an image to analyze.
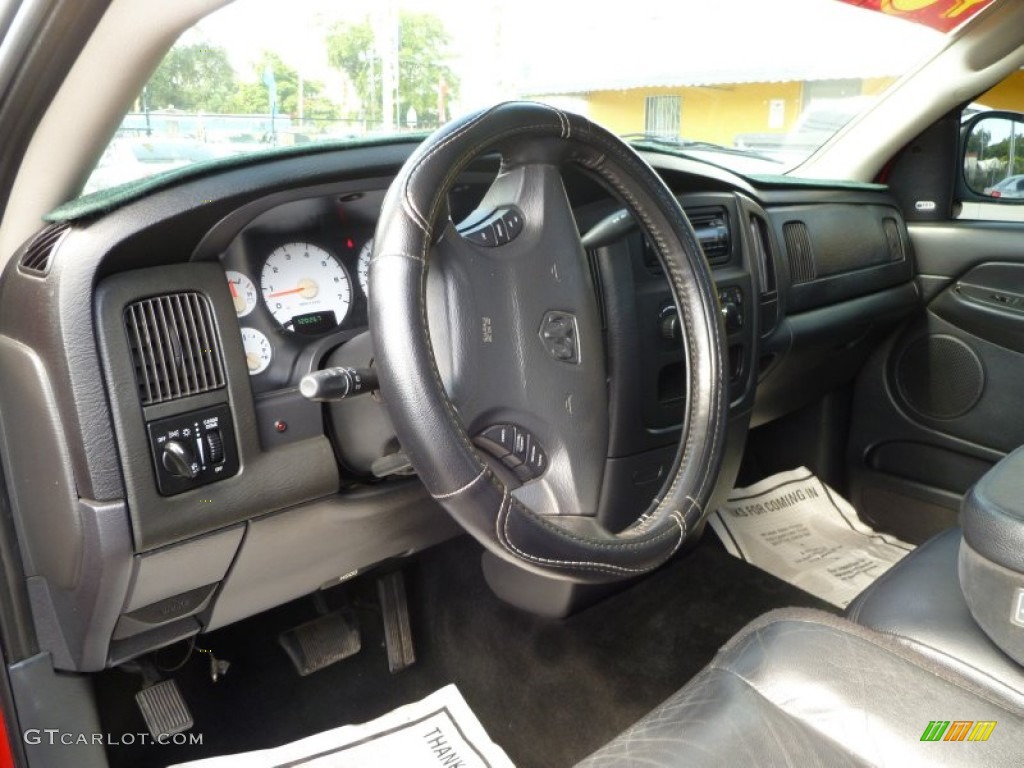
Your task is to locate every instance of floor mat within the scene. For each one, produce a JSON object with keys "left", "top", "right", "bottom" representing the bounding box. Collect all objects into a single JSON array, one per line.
[
  {"left": 168, "top": 684, "right": 513, "bottom": 768},
  {"left": 708, "top": 467, "right": 915, "bottom": 608}
]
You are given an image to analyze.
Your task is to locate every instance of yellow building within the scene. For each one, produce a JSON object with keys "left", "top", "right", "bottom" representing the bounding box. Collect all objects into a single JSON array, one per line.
[
  {"left": 576, "top": 78, "right": 893, "bottom": 149},
  {"left": 516, "top": 3, "right": 1024, "bottom": 156},
  {"left": 978, "top": 70, "right": 1024, "bottom": 111}
]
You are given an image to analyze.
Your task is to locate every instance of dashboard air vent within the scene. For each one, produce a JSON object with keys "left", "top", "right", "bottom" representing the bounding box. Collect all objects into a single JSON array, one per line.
[
  {"left": 882, "top": 218, "right": 905, "bottom": 262},
  {"left": 750, "top": 215, "right": 777, "bottom": 295},
  {"left": 686, "top": 206, "right": 731, "bottom": 264},
  {"left": 124, "top": 293, "right": 226, "bottom": 406},
  {"left": 18, "top": 222, "right": 70, "bottom": 276},
  {"left": 749, "top": 214, "right": 779, "bottom": 336},
  {"left": 783, "top": 221, "right": 816, "bottom": 284}
]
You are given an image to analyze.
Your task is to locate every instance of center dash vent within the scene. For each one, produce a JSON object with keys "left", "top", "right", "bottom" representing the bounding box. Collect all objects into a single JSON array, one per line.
[
  {"left": 782, "top": 221, "right": 816, "bottom": 284},
  {"left": 124, "top": 293, "right": 226, "bottom": 405},
  {"left": 641, "top": 206, "right": 731, "bottom": 272},
  {"left": 18, "top": 222, "right": 70, "bottom": 276},
  {"left": 686, "top": 206, "right": 731, "bottom": 264}
]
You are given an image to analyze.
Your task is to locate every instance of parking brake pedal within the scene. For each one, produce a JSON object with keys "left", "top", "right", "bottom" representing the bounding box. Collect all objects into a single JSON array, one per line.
[
  {"left": 279, "top": 608, "right": 361, "bottom": 676},
  {"left": 378, "top": 571, "right": 415, "bottom": 673},
  {"left": 135, "top": 679, "right": 193, "bottom": 739}
]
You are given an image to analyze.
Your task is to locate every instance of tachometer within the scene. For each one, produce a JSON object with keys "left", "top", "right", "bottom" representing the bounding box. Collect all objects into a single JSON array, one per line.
[
  {"left": 357, "top": 238, "right": 373, "bottom": 298},
  {"left": 260, "top": 242, "right": 352, "bottom": 330},
  {"left": 241, "top": 327, "right": 272, "bottom": 375}
]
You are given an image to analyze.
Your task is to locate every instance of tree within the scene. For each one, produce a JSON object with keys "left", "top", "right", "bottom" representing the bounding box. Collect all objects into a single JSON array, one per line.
[
  {"left": 226, "top": 51, "right": 338, "bottom": 122},
  {"left": 326, "top": 11, "right": 459, "bottom": 128},
  {"left": 146, "top": 43, "right": 237, "bottom": 112}
]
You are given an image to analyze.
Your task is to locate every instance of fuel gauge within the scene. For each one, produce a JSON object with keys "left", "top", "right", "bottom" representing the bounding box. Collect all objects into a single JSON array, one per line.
[
  {"left": 241, "top": 327, "right": 272, "bottom": 375},
  {"left": 226, "top": 270, "right": 258, "bottom": 317}
]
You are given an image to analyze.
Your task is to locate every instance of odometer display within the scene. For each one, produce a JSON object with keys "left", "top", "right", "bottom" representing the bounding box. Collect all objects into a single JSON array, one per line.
[{"left": 260, "top": 242, "right": 351, "bottom": 330}]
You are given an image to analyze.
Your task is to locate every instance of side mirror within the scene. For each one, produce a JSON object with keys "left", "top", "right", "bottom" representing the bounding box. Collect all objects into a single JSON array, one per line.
[{"left": 962, "top": 111, "right": 1024, "bottom": 202}]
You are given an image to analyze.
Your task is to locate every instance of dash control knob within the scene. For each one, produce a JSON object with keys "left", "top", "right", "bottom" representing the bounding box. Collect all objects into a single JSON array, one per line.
[{"left": 161, "top": 440, "right": 198, "bottom": 480}]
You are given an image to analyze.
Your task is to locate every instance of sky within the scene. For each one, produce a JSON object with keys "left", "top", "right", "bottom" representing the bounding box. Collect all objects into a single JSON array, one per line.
[
  {"left": 187, "top": 0, "right": 519, "bottom": 110},
  {"left": 178, "top": 0, "right": 946, "bottom": 115}
]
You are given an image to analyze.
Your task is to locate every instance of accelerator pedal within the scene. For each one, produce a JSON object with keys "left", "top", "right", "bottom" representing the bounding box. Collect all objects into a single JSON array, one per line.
[
  {"left": 279, "top": 608, "right": 361, "bottom": 676},
  {"left": 135, "top": 679, "right": 193, "bottom": 739},
  {"left": 378, "top": 571, "right": 415, "bottom": 673}
]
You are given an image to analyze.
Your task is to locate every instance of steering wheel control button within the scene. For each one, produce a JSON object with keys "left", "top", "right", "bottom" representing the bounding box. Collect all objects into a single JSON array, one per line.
[
  {"left": 147, "top": 404, "right": 239, "bottom": 496},
  {"left": 476, "top": 425, "right": 514, "bottom": 457},
  {"left": 459, "top": 207, "right": 524, "bottom": 247},
  {"left": 525, "top": 441, "right": 547, "bottom": 475},
  {"left": 540, "top": 310, "right": 581, "bottom": 364},
  {"left": 502, "top": 208, "right": 524, "bottom": 239},
  {"left": 474, "top": 424, "right": 548, "bottom": 481}
]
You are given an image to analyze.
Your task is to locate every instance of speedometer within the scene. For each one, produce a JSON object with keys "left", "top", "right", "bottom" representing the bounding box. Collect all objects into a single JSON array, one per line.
[{"left": 260, "top": 242, "right": 352, "bottom": 330}]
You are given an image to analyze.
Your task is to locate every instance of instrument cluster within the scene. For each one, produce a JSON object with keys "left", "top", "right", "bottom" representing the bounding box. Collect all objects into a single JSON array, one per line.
[{"left": 218, "top": 190, "right": 384, "bottom": 393}]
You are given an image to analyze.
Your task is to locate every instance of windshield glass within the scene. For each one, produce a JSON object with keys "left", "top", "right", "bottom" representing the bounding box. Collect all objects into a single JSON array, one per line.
[{"left": 83, "top": 0, "right": 965, "bottom": 195}]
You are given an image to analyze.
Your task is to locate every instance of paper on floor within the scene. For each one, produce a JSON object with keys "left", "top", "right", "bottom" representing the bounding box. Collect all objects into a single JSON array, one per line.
[
  {"left": 169, "top": 683, "right": 515, "bottom": 768},
  {"left": 708, "top": 467, "right": 914, "bottom": 608}
]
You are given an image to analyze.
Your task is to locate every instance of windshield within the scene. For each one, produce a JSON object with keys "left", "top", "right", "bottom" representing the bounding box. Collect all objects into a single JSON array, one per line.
[{"left": 83, "top": 0, "right": 965, "bottom": 195}]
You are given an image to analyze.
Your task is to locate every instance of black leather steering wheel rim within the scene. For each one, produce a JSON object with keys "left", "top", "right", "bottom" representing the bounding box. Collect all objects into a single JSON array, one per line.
[{"left": 369, "top": 101, "right": 727, "bottom": 583}]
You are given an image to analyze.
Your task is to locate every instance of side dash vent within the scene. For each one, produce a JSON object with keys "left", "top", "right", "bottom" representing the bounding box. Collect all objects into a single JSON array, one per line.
[
  {"left": 124, "top": 293, "right": 226, "bottom": 406},
  {"left": 749, "top": 214, "right": 779, "bottom": 336},
  {"left": 882, "top": 218, "right": 905, "bottom": 263},
  {"left": 18, "top": 222, "right": 70, "bottom": 276},
  {"left": 783, "top": 221, "right": 816, "bottom": 284}
]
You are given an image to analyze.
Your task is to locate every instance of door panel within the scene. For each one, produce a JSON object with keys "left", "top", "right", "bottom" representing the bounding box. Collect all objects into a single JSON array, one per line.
[{"left": 848, "top": 223, "right": 1024, "bottom": 543}]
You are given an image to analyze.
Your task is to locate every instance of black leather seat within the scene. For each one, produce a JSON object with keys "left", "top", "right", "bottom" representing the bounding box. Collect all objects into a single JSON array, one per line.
[
  {"left": 578, "top": 607, "right": 1024, "bottom": 766},
  {"left": 847, "top": 526, "right": 1024, "bottom": 707}
]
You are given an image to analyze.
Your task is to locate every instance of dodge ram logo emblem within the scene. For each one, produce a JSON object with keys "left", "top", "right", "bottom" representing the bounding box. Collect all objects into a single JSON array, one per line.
[{"left": 540, "top": 311, "right": 580, "bottom": 364}]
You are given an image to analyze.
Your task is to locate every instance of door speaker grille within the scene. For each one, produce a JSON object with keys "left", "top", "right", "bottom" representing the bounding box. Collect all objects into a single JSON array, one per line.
[{"left": 895, "top": 335, "right": 983, "bottom": 420}]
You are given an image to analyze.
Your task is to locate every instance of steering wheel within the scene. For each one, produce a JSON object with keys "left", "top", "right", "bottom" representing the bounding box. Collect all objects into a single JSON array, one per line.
[{"left": 369, "top": 102, "right": 727, "bottom": 583}]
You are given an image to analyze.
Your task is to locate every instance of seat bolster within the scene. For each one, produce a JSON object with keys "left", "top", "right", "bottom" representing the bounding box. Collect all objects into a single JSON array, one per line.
[
  {"left": 577, "top": 608, "right": 1024, "bottom": 767},
  {"left": 847, "top": 527, "right": 1024, "bottom": 706}
]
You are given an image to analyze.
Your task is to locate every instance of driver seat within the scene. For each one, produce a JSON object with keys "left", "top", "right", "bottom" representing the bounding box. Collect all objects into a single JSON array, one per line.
[{"left": 579, "top": 591, "right": 1024, "bottom": 766}]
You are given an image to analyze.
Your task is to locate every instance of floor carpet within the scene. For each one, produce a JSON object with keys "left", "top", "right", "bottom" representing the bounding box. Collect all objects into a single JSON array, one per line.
[{"left": 96, "top": 532, "right": 834, "bottom": 768}]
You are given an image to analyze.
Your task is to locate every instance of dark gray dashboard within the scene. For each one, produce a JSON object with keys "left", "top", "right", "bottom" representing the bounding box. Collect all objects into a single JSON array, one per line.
[{"left": 0, "top": 140, "right": 920, "bottom": 672}]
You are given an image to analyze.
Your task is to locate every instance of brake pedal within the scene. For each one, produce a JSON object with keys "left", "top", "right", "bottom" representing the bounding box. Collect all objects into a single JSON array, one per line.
[
  {"left": 378, "top": 571, "right": 415, "bottom": 673},
  {"left": 279, "top": 608, "right": 361, "bottom": 676},
  {"left": 135, "top": 679, "right": 193, "bottom": 739}
]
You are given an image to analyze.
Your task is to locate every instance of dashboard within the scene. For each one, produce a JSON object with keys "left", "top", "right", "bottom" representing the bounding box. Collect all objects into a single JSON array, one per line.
[{"left": 0, "top": 139, "right": 920, "bottom": 672}]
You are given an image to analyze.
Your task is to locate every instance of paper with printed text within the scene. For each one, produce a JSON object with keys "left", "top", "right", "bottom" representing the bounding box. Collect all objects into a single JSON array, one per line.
[
  {"left": 170, "top": 684, "right": 514, "bottom": 768},
  {"left": 709, "top": 468, "right": 913, "bottom": 608}
]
